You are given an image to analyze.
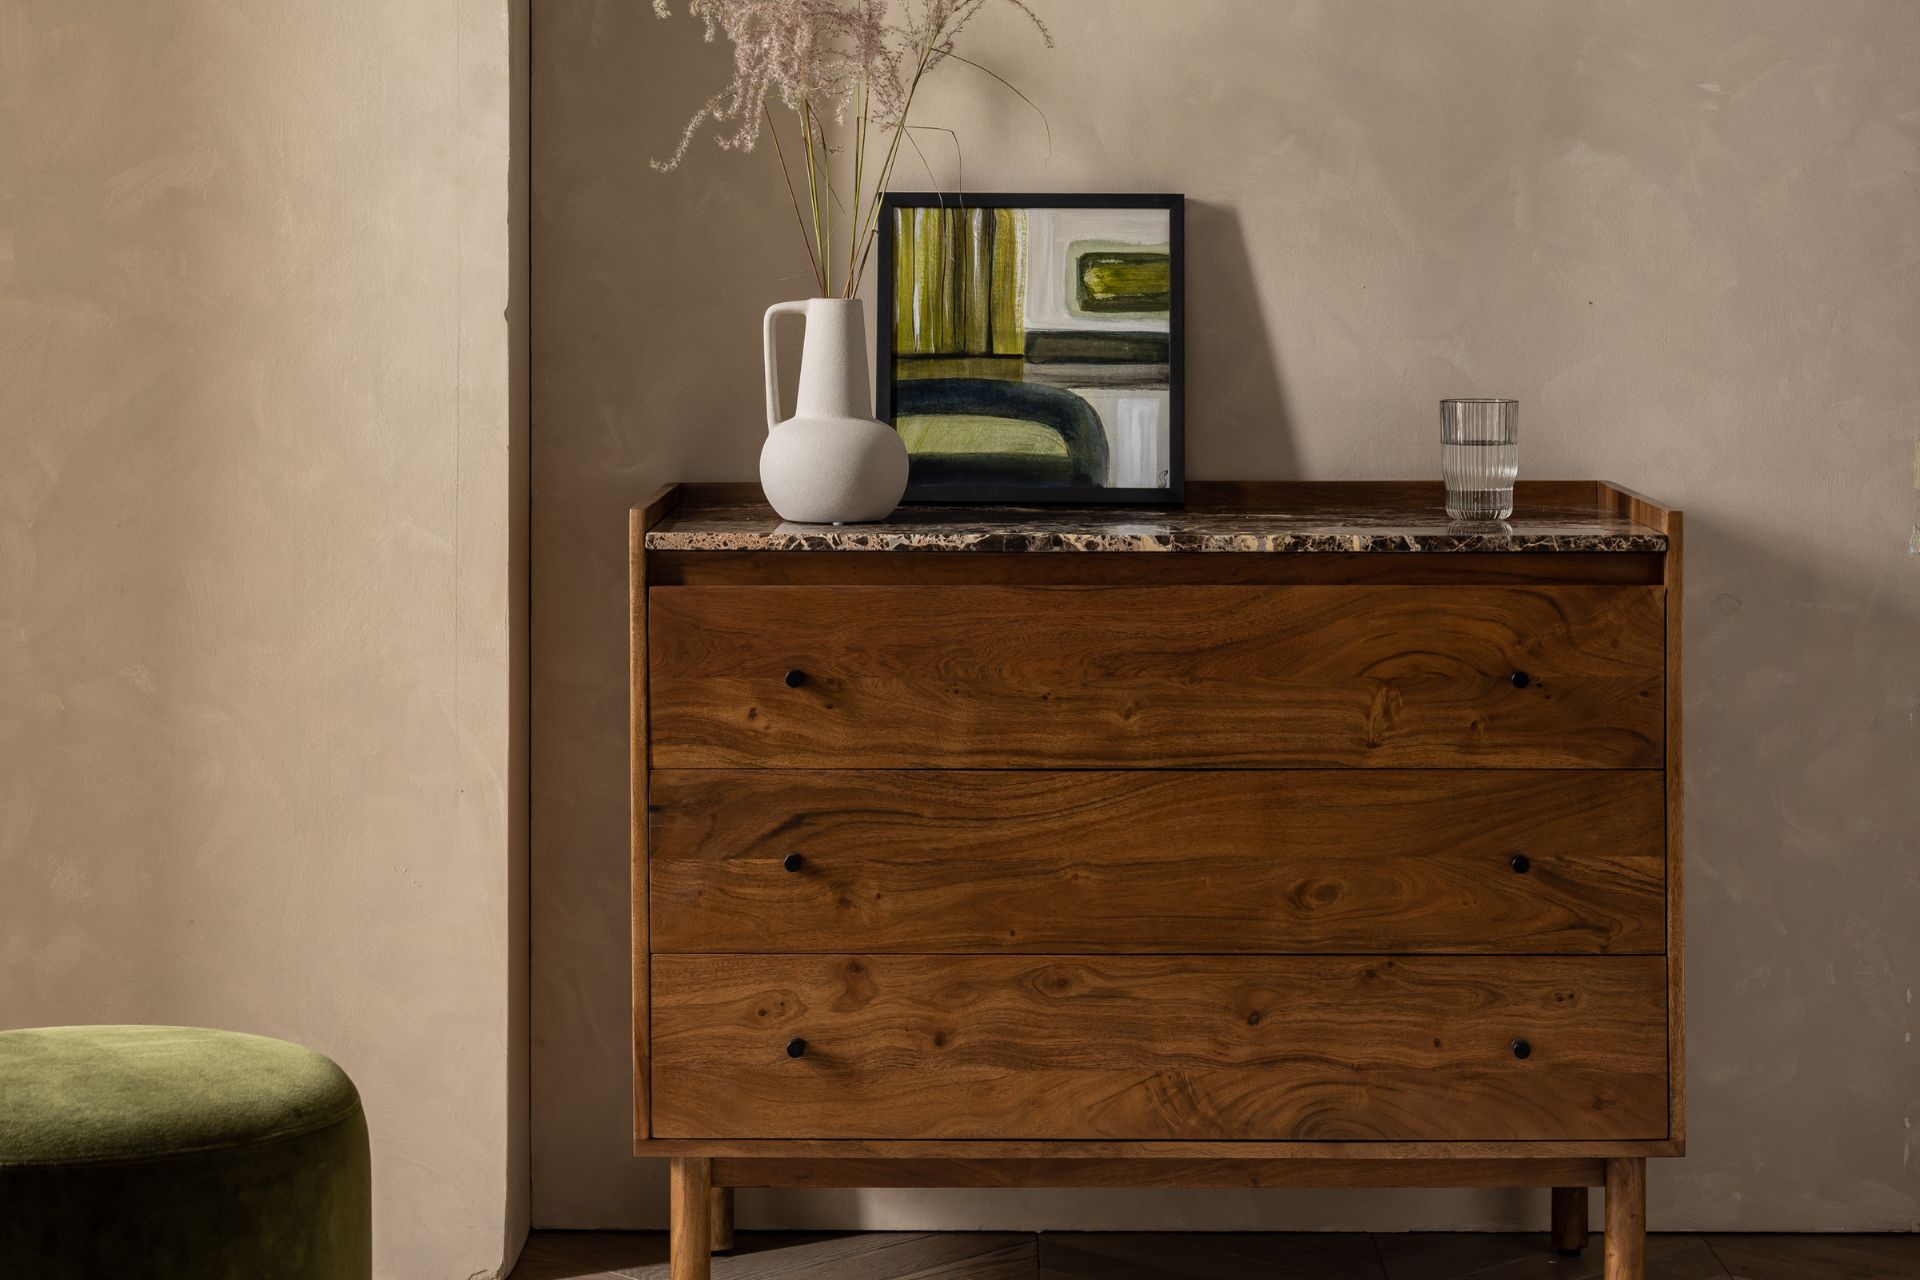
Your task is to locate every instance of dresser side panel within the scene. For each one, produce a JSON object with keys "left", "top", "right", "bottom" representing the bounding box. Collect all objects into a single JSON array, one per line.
[
  {"left": 632, "top": 485, "right": 681, "bottom": 1145},
  {"left": 1595, "top": 482, "right": 1684, "bottom": 1149},
  {"left": 1666, "top": 513, "right": 1685, "bottom": 1147}
]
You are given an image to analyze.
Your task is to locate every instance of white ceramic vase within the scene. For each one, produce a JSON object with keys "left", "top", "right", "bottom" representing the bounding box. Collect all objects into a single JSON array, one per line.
[{"left": 760, "top": 297, "right": 909, "bottom": 524}]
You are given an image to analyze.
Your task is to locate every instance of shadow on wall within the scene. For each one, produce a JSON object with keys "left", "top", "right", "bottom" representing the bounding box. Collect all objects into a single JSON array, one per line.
[
  {"left": 1675, "top": 509, "right": 1919, "bottom": 1231},
  {"left": 1185, "top": 200, "right": 1300, "bottom": 481},
  {"left": 507, "top": 0, "right": 533, "bottom": 1259}
]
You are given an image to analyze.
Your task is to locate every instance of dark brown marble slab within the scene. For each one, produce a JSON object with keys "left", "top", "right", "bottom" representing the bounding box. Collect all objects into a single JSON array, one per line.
[{"left": 645, "top": 500, "right": 1665, "bottom": 554}]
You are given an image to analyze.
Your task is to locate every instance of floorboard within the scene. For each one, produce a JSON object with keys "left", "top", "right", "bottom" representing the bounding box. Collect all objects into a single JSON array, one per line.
[
  {"left": 1040, "top": 1232, "right": 1386, "bottom": 1280},
  {"left": 1702, "top": 1234, "right": 1919, "bottom": 1280},
  {"left": 510, "top": 1230, "right": 1919, "bottom": 1280},
  {"left": 1375, "top": 1230, "right": 1727, "bottom": 1279}
]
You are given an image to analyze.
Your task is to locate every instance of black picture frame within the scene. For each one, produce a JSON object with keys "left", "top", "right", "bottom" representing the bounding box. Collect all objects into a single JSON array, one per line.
[{"left": 875, "top": 191, "right": 1185, "bottom": 505}]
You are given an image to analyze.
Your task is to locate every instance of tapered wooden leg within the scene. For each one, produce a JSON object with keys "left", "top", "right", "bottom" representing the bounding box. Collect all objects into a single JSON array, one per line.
[
  {"left": 1604, "top": 1158, "right": 1646, "bottom": 1279},
  {"left": 670, "top": 1157, "right": 713, "bottom": 1280},
  {"left": 709, "top": 1186, "right": 735, "bottom": 1253},
  {"left": 1552, "top": 1186, "right": 1590, "bottom": 1255}
]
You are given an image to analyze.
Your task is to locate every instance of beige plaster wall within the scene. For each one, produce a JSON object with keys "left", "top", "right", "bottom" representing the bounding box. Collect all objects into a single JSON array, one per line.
[
  {"left": 531, "top": 0, "right": 1919, "bottom": 1231},
  {"left": 0, "top": 2, "right": 529, "bottom": 1275}
]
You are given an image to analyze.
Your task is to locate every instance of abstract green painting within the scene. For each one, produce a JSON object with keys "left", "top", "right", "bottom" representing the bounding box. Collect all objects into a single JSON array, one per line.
[{"left": 876, "top": 193, "right": 1184, "bottom": 503}]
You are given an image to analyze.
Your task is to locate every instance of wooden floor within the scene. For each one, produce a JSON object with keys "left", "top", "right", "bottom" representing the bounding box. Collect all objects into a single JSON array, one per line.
[{"left": 511, "top": 1230, "right": 1918, "bottom": 1279}]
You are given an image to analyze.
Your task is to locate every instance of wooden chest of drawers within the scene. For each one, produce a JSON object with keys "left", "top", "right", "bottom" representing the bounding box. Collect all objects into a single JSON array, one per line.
[{"left": 631, "top": 481, "right": 1683, "bottom": 1279}]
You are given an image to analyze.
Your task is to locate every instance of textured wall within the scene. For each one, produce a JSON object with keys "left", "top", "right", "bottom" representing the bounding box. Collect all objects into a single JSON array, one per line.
[
  {"left": 0, "top": 2, "right": 529, "bottom": 1276},
  {"left": 531, "top": 0, "right": 1919, "bottom": 1231}
]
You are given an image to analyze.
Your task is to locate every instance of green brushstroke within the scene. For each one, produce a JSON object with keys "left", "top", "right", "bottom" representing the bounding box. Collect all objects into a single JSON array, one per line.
[
  {"left": 897, "top": 414, "right": 1070, "bottom": 459},
  {"left": 892, "top": 207, "right": 917, "bottom": 353},
  {"left": 1076, "top": 252, "right": 1171, "bottom": 313},
  {"left": 889, "top": 207, "right": 1028, "bottom": 358},
  {"left": 895, "top": 356, "right": 1024, "bottom": 381},
  {"left": 930, "top": 207, "right": 949, "bottom": 352},
  {"left": 961, "top": 209, "right": 991, "bottom": 354},
  {"left": 991, "top": 209, "right": 1025, "bottom": 355},
  {"left": 915, "top": 207, "right": 942, "bottom": 353}
]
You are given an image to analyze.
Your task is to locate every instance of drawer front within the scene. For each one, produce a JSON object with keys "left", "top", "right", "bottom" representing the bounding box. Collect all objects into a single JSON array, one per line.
[
  {"left": 648, "top": 585, "right": 1665, "bottom": 769},
  {"left": 651, "top": 955, "right": 1669, "bottom": 1141},
  {"left": 650, "top": 770, "right": 1666, "bottom": 954}
]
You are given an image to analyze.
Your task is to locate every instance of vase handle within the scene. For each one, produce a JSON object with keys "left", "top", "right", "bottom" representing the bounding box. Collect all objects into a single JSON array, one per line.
[{"left": 763, "top": 301, "right": 810, "bottom": 432}]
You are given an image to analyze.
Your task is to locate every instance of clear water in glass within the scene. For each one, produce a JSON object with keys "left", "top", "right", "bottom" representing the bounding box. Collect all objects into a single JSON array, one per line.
[{"left": 1440, "top": 399, "right": 1518, "bottom": 520}]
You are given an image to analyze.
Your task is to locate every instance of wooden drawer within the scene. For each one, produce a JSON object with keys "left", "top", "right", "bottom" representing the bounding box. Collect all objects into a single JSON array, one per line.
[
  {"left": 650, "top": 770, "right": 1665, "bottom": 954},
  {"left": 648, "top": 585, "right": 1665, "bottom": 769},
  {"left": 651, "top": 955, "right": 1668, "bottom": 1141}
]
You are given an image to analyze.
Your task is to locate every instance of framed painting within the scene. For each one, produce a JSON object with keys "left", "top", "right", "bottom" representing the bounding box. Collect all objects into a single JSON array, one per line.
[{"left": 876, "top": 192, "right": 1184, "bottom": 504}]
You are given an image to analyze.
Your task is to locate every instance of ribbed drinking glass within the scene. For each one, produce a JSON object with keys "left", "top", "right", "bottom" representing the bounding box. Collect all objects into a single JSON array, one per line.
[{"left": 1440, "top": 399, "right": 1518, "bottom": 520}]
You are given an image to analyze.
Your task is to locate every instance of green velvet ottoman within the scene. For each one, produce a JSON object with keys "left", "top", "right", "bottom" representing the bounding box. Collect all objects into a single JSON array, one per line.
[{"left": 0, "top": 1025, "right": 370, "bottom": 1279}]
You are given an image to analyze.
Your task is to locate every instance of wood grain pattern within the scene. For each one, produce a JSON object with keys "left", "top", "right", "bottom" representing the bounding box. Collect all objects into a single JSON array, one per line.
[
  {"left": 514, "top": 1231, "right": 1036, "bottom": 1280},
  {"left": 1593, "top": 482, "right": 1672, "bottom": 536},
  {"left": 650, "top": 770, "right": 1665, "bottom": 955},
  {"left": 648, "top": 585, "right": 1666, "bottom": 769},
  {"left": 632, "top": 484, "right": 682, "bottom": 1143},
  {"left": 511, "top": 1229, "right": 1916, "bottom": 1280},
  {"left": 630, "top": 482, "right": 1685, "bottom": 1195},
  {"left": 1376, "top": 1231, "right": 1723, "bottom": 1280},
  {"left": 1042, "top": 1232, "right": 1381, "bottom": 1280},
  {"left": 652, "top": 955, "right": 1667, "bottom": 1142},
  {"left": 709, "top": 1156, "right": 1605, "bottom": 1189},
  {"left": 1605, "top": 1156, "right": 1647, "bottom": 1279},
  {"left": 1664, "top": 512, "right": 1685, "bottom": 1148},
  {"left": 629, "top": 487, "right": 683, "bottom": 1143},
  {"left": 651, "top": 1232, "right": 1030, "bottom": 1280},
  {"left": 1701, "top": 1234, "right": 1920, "bottom": 1280},
  {"left": 1600, "top": 481, "right": 1684, "bottom": 1148},
  {"left": 669, "top": 1156, "right": 712, "bottom": 1280},
  {"left": 709, "top": 1187, "right": 733, "bottom": 1253}
]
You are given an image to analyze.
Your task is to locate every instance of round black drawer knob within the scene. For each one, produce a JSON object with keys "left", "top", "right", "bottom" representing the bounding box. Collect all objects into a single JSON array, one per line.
[
  {"left": 1509, "top": 670, "right": 1532, "bottom": 689},
  {"left": 785, "top": 1037, "right": 808, "bottom": 1059},
  {"left": 784, "top": 669, "right": 807, "bottom": 688},
  {"left": 1511, "top": 1038, "right": 1533, "bottom": 1060},
  {"left": 782, "top": 852, "right": 805, "bottom": 872},
  {"left": 1509, "top": 854, "right": 1532, "bottom": 875}
]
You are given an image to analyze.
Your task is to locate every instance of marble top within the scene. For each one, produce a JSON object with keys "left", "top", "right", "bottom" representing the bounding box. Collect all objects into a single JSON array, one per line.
[{"left": 645, "top": 498, "right": 1666, "bottom": 553}]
